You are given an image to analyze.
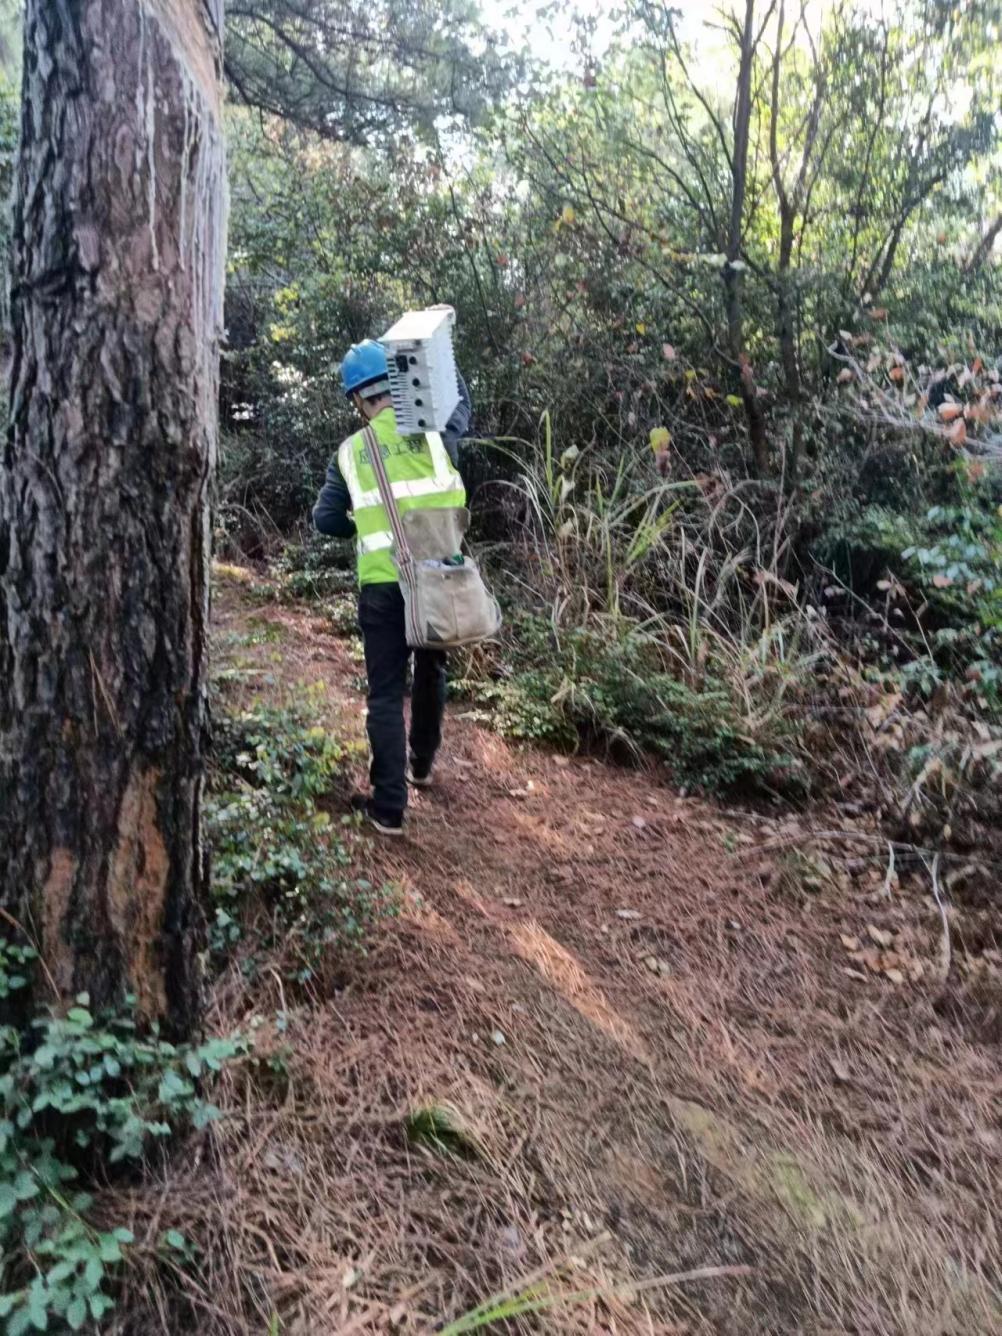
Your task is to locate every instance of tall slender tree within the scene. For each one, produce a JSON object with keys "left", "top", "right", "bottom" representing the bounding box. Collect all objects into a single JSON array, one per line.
[{"left": 0, "top": 0, "right": 227, "bottom": 1036}]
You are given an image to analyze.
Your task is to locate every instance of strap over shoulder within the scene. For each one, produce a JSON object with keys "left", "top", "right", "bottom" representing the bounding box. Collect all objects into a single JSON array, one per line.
[{"left": 362, "top": 424, "right": 414, "bottom": 572}]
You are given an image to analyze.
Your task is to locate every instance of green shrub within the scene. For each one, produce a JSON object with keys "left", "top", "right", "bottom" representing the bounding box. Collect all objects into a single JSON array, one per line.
[
  {"left": 818, "top": 488, "right": 1002, "bottom": 712},
  {"left": 213, "top": 697, "right": 346, "bottom": 802},
  {"left": 459, "top": 615, "right": 795, "bottom": 792},
  {"left": 0, "top": 962, "right": 245, "bottom": 1334},
  {"left": 208, "top": 700, "right": 395, "bottom": 979},
  {"left": 271, "top": 539, "right": 355, "bottom": 603}
]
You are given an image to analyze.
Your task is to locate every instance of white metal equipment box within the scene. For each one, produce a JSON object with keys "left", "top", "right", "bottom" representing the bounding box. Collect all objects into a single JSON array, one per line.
[{"left": 380, "top": 306, "right": 460, "bottom": 435}]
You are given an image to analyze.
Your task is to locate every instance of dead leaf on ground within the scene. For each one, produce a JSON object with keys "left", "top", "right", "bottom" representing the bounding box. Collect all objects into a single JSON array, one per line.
[
  {"left": 840, "top": 933, "right": 861, "bottom": 952},
  {"left": 829, "top": 1057, "right": 851, "bottom": 1083},
  {"left": 946, "top": 418, "right": 967, "bottom": 447},
  {"left": 616, "top": 909, "right": 641, "bottom": 921},
  {"left": 867, "top": 925, "right": 894, "bottom": 949}
]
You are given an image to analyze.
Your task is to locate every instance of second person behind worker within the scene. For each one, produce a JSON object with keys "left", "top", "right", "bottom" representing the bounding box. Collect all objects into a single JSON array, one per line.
[{"left": 312, "top": 337, "right": 473, "bottom": 836}]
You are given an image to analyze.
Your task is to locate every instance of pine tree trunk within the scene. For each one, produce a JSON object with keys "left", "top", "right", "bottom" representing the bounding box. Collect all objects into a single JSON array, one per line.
[{"left": 0, "top": 0, "right": 227, "bottom": 1036}]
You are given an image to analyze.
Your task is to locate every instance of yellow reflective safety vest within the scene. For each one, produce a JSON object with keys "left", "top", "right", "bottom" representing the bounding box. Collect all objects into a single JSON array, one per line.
[{"left": 338, "top": 407, "right": 466, "bottom": 586}]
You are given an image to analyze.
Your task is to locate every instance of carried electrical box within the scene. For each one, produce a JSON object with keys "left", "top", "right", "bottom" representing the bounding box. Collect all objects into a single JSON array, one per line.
[{"left": 380, "top": 306, "right": 460, "bottom": 435}]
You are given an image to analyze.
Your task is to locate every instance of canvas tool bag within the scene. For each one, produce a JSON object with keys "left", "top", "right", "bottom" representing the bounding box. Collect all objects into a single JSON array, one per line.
[{"left": 362, "top": 426, "right": 502, "bottom": 650}]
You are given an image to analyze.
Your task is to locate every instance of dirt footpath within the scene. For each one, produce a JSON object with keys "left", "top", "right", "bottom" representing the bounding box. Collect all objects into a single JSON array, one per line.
[{"left": 147, "top": 578, "right": 1001, "bottom": 1335}]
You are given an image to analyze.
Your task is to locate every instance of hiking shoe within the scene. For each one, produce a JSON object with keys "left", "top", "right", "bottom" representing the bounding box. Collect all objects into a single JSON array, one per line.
[
  {"left": 407, "top": 757, "right": 434, "bottom": 788},
  {"left": 350, "top": 795, "right": 404, "bottom": 837}
]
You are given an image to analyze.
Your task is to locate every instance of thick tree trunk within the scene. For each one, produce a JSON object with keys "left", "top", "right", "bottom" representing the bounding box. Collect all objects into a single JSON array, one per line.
[{"left": 0, "top": 0, "right": 226, "bottom": 1036}]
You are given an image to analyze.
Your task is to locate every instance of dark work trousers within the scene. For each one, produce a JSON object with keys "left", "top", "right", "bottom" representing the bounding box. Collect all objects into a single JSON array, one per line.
[{"left": 357, "top": 581, "right": 446, "bottom": 816}]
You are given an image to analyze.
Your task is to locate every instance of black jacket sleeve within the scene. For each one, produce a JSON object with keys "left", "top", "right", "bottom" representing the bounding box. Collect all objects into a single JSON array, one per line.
[
  {"left": 441, "top": 371, "right": 473, "bottom": 465},
  {"left": 312, "top": 458, "right": 356, "bottom": 538}
]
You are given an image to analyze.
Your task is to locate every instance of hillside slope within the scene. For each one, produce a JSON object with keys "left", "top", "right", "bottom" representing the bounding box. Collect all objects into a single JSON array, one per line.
[{"left": 115, "top": 572, "right": 1001, "bottom": 1335}]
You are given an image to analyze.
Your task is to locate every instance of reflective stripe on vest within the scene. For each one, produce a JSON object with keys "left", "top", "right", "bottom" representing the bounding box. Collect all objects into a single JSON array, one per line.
[{"left": 338, "top": 413, "right": 466, "bottom": 585}]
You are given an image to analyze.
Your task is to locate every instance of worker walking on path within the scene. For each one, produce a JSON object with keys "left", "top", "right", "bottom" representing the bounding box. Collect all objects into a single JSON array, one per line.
[{"left": 313, "top": 338, "right": 472, "bottom": 836}]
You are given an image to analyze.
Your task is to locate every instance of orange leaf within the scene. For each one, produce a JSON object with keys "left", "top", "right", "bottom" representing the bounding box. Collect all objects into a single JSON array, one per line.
[
  {"left": 889, "top": 366, "right": 904, "bottom": 383},
  {"left": 932, "top": 574, "right": 953, "bottom": 588},
  {"left": 837, "top": 368, "right": 854, "bottom": 384},
  {"left": 947, "top": 418, "right": 967, "bottom": 447},
  {"left": 937, "top": 402, "right": 963, "bottom": 422},
  {"left": 972, "top": 356, "right": 983, "bottom": 374}
]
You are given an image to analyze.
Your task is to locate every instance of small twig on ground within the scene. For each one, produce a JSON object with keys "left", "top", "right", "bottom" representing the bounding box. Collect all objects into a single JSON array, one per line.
[
  {"left": 881, "top": 840, "right": 896, "bottom": 900},
  {"left": 928, "top": 852, "right": 951, "bottom": 985}
]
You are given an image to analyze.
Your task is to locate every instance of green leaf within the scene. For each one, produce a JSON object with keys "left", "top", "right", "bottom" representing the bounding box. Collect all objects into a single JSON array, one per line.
[
  {"left": 66, "top": 1008, "right": 93, "bottom": 1028},
  {"left": 12, "top": 1171, "right": 38, "bottom": 1200},
  {"left": 42, "top": 1262, "right": 74, "bottom": 1286},
  {"left": 192, "top": 1103, "right": 221, "bottom": 1130},
  {"left": 84, "top": 1256, "right": 103, "bottom": 1289},
  {"left": 725, "top": 394, "right": 743, "bottom": 408},
  {"left": 88, "top": 1292, "right": 113, "bottom": 1320},
  {"left": 164, "top": 1229, "right": 186, "bottom": 1250},
  {"left": 8, "top": 1306, "right": 32, "bottom": 1336},
  {"left": 28, "top": 1291, "right": 48, "bottom": 1332},
  {"left": 0, "top": 1294, "right": 20, "bottom": 1318},
  {"left": 157, "top": 1070, "right": 189, "bottom": 1103},
  {"left": 65, "top": 1299, "right": 87, "bottom": 1331}
]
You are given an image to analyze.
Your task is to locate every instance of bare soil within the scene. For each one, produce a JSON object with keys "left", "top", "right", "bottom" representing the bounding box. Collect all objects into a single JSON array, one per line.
[{"left": 114, "top": 573, "right": 1002, "bottom": 1335}]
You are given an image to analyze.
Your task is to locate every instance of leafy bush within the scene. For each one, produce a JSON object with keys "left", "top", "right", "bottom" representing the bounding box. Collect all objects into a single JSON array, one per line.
[
  {"left": 213, "top": 697, "right": 346, "bottom": 802},
  {"left": 208, "top": 700, "right": 395, "bottom": 980},
  {"left": 0, "top": 957, "right": 244, "bottom": 1334},
  {"left": 459, "top": 615, "right": 796, "bottom": 792},
  {"left": 271, "top": 539, "right": 355, "bottom": 604},
  {"left": 819, "top": 487, "right": 1002, "bottom": 712}
]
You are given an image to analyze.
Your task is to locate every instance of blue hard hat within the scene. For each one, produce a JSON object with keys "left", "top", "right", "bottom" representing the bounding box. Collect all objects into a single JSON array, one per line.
[{"left": 340, "top": 339, "right": 389, "bottom": 397}]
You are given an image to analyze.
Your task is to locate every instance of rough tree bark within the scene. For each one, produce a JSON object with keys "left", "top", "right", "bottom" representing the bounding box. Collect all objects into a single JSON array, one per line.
[{"left": 0, "top": 0, "right": 227, "bottom": 1036}]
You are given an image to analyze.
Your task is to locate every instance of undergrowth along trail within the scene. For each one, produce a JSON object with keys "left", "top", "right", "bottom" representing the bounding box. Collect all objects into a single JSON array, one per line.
[{"left": 116, "top": 569, "right": 1001, "bottom": 1334}]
